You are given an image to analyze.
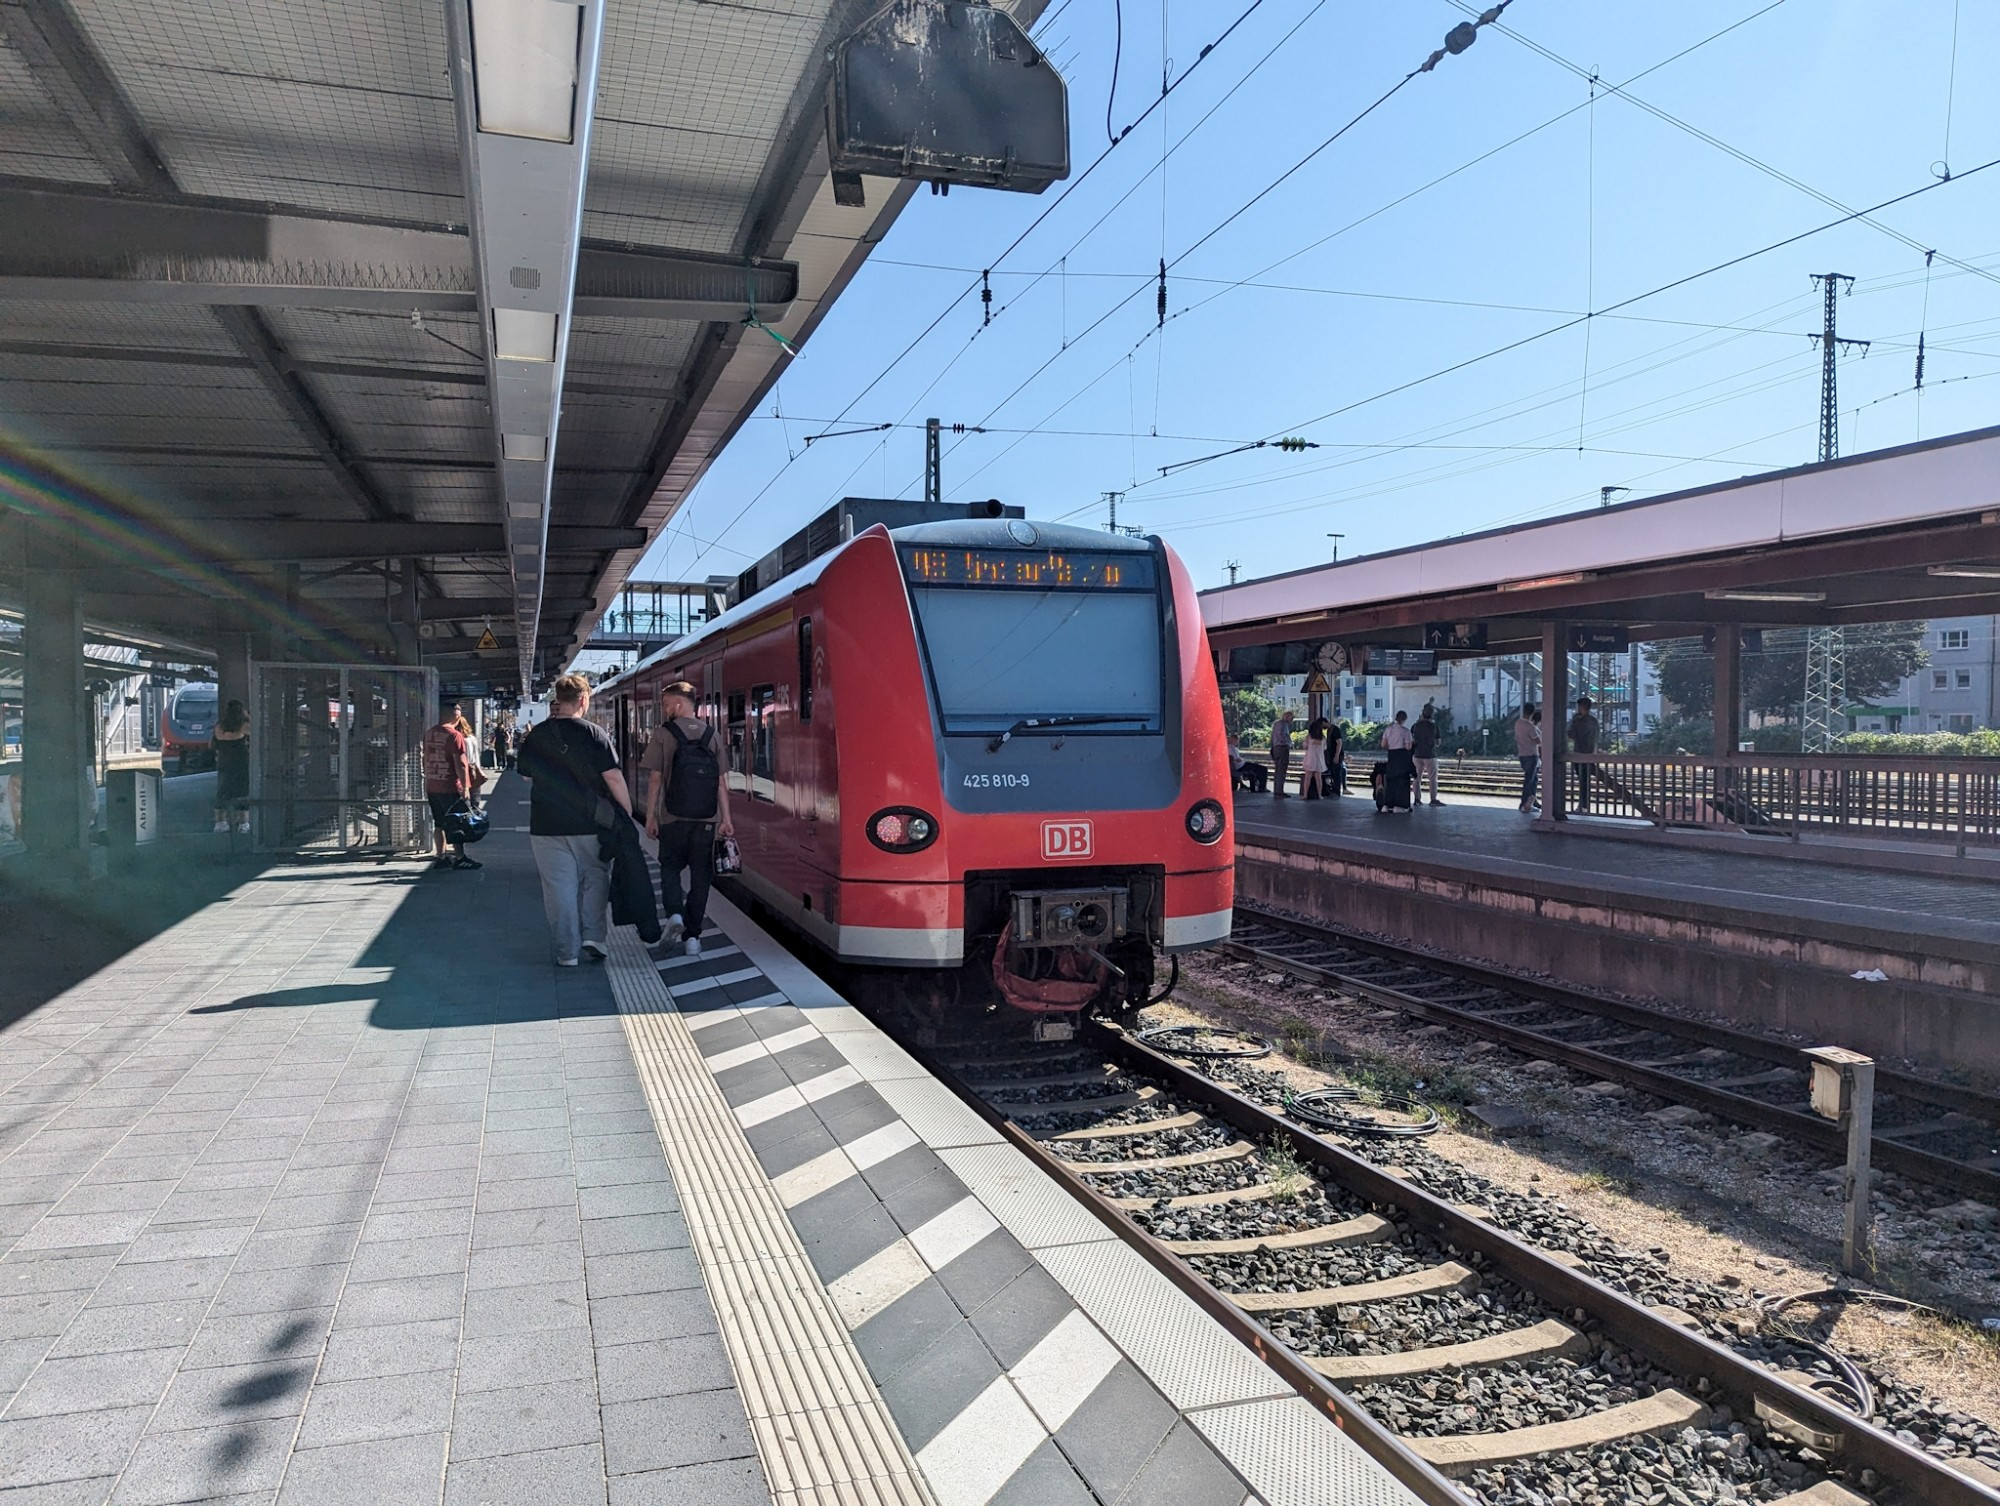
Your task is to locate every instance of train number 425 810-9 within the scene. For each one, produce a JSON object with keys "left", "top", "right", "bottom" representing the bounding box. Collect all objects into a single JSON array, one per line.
[{"left": 962, "top": 773, "right": 1031, "bottom": 789}]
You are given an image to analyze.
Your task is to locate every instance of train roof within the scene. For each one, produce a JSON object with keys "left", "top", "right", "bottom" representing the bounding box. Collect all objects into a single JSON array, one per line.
[{"left": 590, "top": 517, "right": 1160, "bottom": 699}]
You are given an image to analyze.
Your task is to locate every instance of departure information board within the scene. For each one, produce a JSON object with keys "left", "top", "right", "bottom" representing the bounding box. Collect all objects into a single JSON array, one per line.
[{"left": 901, "top": 548, "right": 1156, "bottom": 590}]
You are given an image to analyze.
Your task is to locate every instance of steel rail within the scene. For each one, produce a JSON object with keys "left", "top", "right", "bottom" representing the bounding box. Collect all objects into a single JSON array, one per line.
[
  {"left": 1079, "top": 1026, "right": 2000, "bottom": 1506},
  {"left": 1222, "top": 909, "right": 2000, "bottom": 1204},
  {"left": 1236, "top": 902, "right": 2000, "bottom": 1123}
]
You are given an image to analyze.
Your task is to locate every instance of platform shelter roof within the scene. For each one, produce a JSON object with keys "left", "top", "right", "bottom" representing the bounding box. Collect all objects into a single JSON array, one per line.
[
  {"left": 0, "top": 0, "right": 1036, "bottom": 693},
  {"left": 1201, "top": 424, "right": 2000, "bottom": 658}
]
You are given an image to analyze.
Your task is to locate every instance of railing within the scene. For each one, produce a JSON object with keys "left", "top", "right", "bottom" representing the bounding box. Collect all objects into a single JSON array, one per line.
[{"left": 1566, "top": 754, "right": 2000, "bottom": 855}]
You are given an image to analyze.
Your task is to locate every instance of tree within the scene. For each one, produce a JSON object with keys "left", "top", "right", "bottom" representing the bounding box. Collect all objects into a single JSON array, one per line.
[
  {"left": 1220, "top": 684, "right": 1277, "bottom": 744},
  {"left": 1645, "top": 622, "right": 1929, "bottom": 723}
]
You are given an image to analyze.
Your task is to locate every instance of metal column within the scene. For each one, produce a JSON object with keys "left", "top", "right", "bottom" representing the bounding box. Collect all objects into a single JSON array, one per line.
[
  {"left": 22, "top": 536, "right": 91, "bottom": 872},
  {"left": 1539, "top": 621, "right": 1568, "bottom": 824}
]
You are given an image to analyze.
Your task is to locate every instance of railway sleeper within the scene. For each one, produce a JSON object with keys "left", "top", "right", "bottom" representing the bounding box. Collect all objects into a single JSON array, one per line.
[
  {"left": 993, "top": 1085, "right": 1158, "bottom": 1113},
  {"left": 1226, "top": 1258, "right": 1479, "bottom": 1311},
  {"left": 1044, "top": 1110, "right": 1205, "bottom": 1141},
  {"left": 1406, "top": 1387, "right": 1711, "bottom": 1476},
  {"left": 1309, "top": 1317, "right": 1591, "bottom": 1382},
  {"left": 1111, "top": 1172, "right": 1313, "bottom": 1210},
  {"left": 1069, "top": 1140, "right": 1255, "bottom": 1175},
  {"left": 1164, "top": 1211, "right": 1394, "bottom": 1255},
  {"left": 1768, "top": 1485, "right": 1871, "bottom": 1506}
]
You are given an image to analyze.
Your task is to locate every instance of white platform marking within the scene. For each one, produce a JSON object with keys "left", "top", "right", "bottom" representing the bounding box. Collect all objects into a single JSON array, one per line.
[
  {"left": 703, "top": 1023, "right": 818, "bottom": 1075},
  {"left": 916, "top": 1376, "right": 1047, "bottom": 1506},
  {"left": 732, "top": 1064, "right": 862, "bottom": 1129},
  {"left": 909, "top": 1196, "right": 1001, "bottom": 1272},
  {"left": 659, "top": 943, "right": 742, "bottom": 970},
  {"left": 826, "top": 1238, "right": 930, "bottom": 1329},
  {"left": 1010, "top": 1308, "right": 1123, "bottom": 1433},
  {"left": 771, "top": 1119, "right": 923, "bottom": 1210},
  {"left": 668, "top": 965, "right": 762, "bottom": 998}
]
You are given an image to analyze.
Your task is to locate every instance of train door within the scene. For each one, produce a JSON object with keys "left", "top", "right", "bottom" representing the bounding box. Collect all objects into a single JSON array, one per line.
[{"left": 794, "top": 617, "right": 817, "bottom": 850}]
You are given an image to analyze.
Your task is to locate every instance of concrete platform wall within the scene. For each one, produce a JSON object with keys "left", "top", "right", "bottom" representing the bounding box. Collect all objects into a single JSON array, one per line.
[{"left": 1237, "top": 836, "right": 2000, "bottom": 1073}]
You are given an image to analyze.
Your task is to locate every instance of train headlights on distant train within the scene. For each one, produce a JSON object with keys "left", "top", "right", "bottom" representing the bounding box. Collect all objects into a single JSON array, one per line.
[
  {"left": 867, "top": 807, "right": 939, "bottom": 853},
  {"left": 1185, "top": 798, "right": 1227, "bottom": 845}
]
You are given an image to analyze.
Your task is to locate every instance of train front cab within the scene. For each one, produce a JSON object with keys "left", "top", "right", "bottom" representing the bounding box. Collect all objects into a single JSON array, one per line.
[{"left": 808, "top": 521, "right": 1233, "bottom": 999}]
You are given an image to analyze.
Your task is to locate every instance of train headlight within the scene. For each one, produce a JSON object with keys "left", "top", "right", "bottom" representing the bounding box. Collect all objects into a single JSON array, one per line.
[
  {"left": 1185, "top": 798, "right": 1226, "bottom": 844},
  {"left": 867, "top": 806, "right": 939, "bottom": 853}
]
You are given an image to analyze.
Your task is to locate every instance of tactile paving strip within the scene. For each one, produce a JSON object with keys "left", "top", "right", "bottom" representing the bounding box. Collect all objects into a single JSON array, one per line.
[{"left": 606, "top": 931, "right": 937, "bottom": 1506}]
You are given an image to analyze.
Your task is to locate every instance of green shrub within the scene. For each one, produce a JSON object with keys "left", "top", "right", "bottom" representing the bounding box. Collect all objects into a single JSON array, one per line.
[{"left": 1834, "top": 729, "right": 2000, "bottom": 757}]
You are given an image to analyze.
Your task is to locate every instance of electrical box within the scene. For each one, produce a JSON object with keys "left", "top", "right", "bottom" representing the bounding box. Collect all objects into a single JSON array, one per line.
[
  {"left": 828, "top": 0, "right": 1069, "bottom": 200},
  {"left": 1804, "top": 1045, "right": 1871, "bottom": 1120}
]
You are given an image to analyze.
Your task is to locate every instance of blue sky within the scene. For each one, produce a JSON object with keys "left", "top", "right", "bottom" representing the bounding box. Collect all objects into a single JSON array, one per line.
[{"left": 635, "top": 0, "right": 2000, "bottom": 593}]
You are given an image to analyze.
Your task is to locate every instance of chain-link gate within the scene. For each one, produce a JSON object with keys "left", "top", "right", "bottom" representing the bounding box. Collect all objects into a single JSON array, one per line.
[{"left": 250, "top": 663, "right": 437, "bottom": 853}]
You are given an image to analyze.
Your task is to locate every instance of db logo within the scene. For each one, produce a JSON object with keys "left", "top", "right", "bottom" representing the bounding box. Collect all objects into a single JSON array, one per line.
[{"left": 1042, "top": 820, "right": 1093, "bottom": 860}]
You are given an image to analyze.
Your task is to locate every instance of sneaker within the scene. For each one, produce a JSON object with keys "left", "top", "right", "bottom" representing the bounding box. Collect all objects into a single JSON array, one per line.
[
  {"left": 433, "top": 855, "right": 452, "bottom": 869},
  {"left": 451, "top": 855, "right": 482, "bottom": 870},
  {"left": 662, "top": 914, "right": 685, "bottom": 947},
  {"left": 1429, "top": 799, "right": 1446, "bottom": 806},
  {"left": 581, "top": 940, "right": 608, "bottom": 962},
  {"left": 683, "top": 937, "right": 702, "bottom": 958},
  {"left": 212, "top": 819, "right": 229, "bottom": 833},
  {"left": 555, "top": 957, "right": 579, "bottom": 968}
]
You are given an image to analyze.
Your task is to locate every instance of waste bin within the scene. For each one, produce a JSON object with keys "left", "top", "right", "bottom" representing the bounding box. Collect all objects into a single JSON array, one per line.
[{"left": 106, "top": 767, "right": 162, "bottom": 847}]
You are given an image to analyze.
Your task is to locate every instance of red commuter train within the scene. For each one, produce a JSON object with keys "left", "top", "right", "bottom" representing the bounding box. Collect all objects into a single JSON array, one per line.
[{"left": 589, "top": 511, "right": 1233, "bottom": 1028}]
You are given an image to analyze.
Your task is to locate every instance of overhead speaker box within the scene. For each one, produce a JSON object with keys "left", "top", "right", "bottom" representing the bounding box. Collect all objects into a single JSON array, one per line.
[{"left": 828, "top": 0, "right": 1069, "bottom": 202}]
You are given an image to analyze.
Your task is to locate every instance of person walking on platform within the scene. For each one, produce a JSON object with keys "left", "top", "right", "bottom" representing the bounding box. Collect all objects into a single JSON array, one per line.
[
  {"left": 1567, "top": 696, "right": 1601, "bottom": 812},
  {"left": 422, "top": 705, "right": 481, "bottom": 871},
  {"left": 640, "top": 679, "right": 734, "bottom": 959},
  {"left": 1301, "top": 717, "right": 1329, "bottom": 801},
  {"left": 1412, "top": 705, "right": 1443, "bottom": 806},
  {"left": 1514, "top": 704, "right": 1541, "bottom": 813},
  {"left": 212, "top": 699, "right": 251, "bottom": 834},
  {"left": 518, "top": 673, "right": 632, "bottom": 966},
  {"left": 1269, "top": 710, "right": 1297, "bottom": 798}
]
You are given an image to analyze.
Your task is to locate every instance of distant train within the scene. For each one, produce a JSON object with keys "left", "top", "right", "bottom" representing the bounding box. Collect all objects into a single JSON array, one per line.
[
  {"left": 590, "top": 509, "right": 1233, "bottom": 1029},
  {"left": 162, "top": 682, "right": 217, "bottom": 773}
]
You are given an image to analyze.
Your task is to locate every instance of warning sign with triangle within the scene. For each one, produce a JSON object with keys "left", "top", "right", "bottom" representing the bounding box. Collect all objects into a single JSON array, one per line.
[
  {"left": 1302, "top": 669, "right": 1331, "bottom": 693},
  {"left": 476, "top": 627, "right": 500, "bottom": 651}
]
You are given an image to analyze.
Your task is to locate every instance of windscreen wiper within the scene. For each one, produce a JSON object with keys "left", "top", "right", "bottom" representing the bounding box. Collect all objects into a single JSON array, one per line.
[{"left": 986, "top": 714, "right": 1151, "bottom": 753}]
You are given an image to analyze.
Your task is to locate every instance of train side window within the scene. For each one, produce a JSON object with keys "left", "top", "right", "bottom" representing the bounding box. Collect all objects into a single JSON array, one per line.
[
  {"left": 797, "top": 619, "right": 813, "bottom": 723},
  {"left": 750, "top": 685, "right": 776, "bottom": 802},
  {"left": 726, "top": 692, "right": 747, "bottom": 794}
]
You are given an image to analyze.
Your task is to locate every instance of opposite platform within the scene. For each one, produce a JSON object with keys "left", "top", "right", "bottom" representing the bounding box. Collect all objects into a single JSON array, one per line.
[{"left": 1234, "top": 789, "right": 1999, "bottom": 1068}]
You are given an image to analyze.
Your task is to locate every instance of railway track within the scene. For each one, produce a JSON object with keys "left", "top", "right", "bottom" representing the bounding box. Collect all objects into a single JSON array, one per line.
[
  {"left": 1218, "top": 905, "right": 2000, "bottom": 1206},
  {"left": 900, "top": 1021, "right": 2000, "bottom": 1506}
]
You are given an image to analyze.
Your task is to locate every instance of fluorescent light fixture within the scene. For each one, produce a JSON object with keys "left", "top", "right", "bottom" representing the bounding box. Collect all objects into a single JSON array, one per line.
[
  {"left": 469, "top": 0, "right": 582, "bottom": 142},
  {"left": 501, "top": 433, "right": 548, "bottom": 462},
  {"left": 1926, "top": 564, "right": 2000, "bottom": 579},
  {"left": 493, "top": 307, "right": 557, "bottom": 362},
  {"left": 1704, "top": 588, "right": 1827, "bottom": 603},
  {"left": 509, "top": 501, "right": 542, "bottom": 518},
  {"left": 1497, "top": 571, "right": 1593, "bottom": 592},
  {"left": 513, "top": 543, "right": 539, "bottom": 556}
]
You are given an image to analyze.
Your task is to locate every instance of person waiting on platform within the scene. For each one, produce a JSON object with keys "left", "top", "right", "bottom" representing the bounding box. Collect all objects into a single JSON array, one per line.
[
  {"left": 421, "top": 703, "right": 481, "bottom": 871},
  {"left": 1514, "top": 704, "right": 1541, "bottom": 813},
  {"left": 1412, "top": 704, "right": 1443, "bottom": 806},
  {"left": 640, "top": 679, "right": 734, "bottom": 959},
  {"left": 1229, "top": 744, "right": 1268, "bottom": 794},
  {"left": 1568, "top": 696, "right": 1601, "bottom": 812},
  {"left": 1301, "top": 717, "right": 1330, "bottom": 801},
  {"left": 1329, "top": 719, "right": 1348, "bottom": 796},
  {"left": 518, "top": 674, "right": 631, "bottom": 965},
  {"left": 212, "top": 699, "right": 250, "bottom": 834},
  {"left": 1268, "top": 710, "right": 1297, "bottom": 798}
]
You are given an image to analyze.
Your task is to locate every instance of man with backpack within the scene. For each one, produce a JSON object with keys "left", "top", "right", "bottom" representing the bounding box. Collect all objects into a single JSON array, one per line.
[{"left": 639, "top": 680, "right": 734, "bottom": 957}]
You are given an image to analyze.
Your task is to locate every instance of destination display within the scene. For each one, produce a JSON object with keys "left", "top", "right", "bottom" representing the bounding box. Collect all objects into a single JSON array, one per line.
[{"left": 902, "top": 547, "right": 1157, "bottom": 590}]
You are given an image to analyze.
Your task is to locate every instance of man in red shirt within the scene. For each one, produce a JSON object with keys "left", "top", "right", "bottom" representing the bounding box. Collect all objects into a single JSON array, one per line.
[{"left": 421, "top": 707, "right": 480, "bottom": 870}]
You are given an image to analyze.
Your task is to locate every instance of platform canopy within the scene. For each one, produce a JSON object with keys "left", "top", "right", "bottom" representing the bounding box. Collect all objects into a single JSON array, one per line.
[
  {"left": 1202, "top": 424, "right": 2000, "bottom": 660},
  {"left": 0, "top": 0, "right": 1045, "bottom": 692}
]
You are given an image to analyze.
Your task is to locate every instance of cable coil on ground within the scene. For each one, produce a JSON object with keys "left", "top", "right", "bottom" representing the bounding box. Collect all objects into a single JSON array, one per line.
[
  {"left": 1134, "top": 1023, "right": 1271, "bottom": 1059},
  {"left": 1286, "top": 1085, "right": 1441, "bottom": 1137},
  {"left": 1750, "top": 1288, "right": 1945, "bottom": 1423}
]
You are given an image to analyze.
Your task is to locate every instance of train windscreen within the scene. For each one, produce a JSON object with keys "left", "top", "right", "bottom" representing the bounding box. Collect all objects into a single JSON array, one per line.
[{"left": 901, "top": 547, "right": 1164, "bottom": 735}]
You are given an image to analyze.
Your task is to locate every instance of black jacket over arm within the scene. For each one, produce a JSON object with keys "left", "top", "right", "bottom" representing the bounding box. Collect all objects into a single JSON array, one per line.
[{"left": 599, "top": 810, "right": 663, "bottom": 944}]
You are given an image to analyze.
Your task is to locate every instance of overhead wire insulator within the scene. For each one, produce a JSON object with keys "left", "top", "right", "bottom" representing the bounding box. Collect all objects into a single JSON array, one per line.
[
  {"left": 981, "top": 269, "right": 992, "bottom": 327},
  {"left": 1156, "top": 258, "right": 1167, "bottom": 328}
]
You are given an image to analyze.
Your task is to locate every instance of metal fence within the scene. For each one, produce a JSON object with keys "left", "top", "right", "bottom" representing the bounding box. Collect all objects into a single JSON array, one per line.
[
  {"left": 1571, "top": 754, "right": 2000, "bottom": 855},
  {"left": 250, "top": 663, "right": 436, "bottom": 853}
]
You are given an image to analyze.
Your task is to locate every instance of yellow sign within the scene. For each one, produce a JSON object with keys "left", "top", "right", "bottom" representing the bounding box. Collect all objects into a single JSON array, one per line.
[
  {"left": 476, "top": 627, "right": 500, "bottom": 651},
  {"left": 1302, "top": 669, "right": 1330, "bottom": 693}
]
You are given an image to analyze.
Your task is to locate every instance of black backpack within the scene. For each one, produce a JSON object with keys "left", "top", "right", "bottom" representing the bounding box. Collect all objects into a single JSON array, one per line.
[{"left": 662, "top": 721, "right": 720, "bottom": 820}]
